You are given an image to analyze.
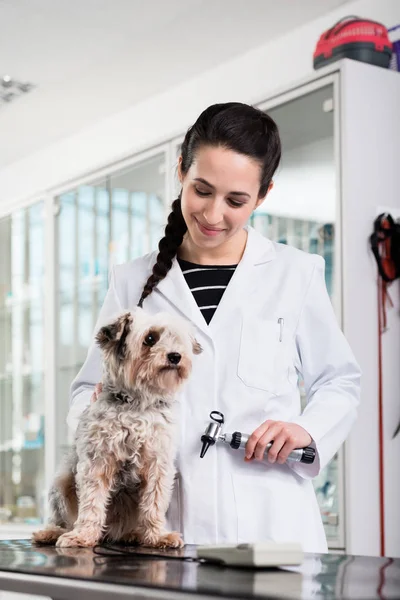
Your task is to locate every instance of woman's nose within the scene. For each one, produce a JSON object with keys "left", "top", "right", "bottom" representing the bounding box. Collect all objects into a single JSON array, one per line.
[{"left": 203, "top": 200, "right": 223, "bottom": 225}]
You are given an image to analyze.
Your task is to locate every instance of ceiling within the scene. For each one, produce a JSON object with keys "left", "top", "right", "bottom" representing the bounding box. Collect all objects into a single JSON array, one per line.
[{"left": 0, "top": 0, "right": 351, "bottom": 169}]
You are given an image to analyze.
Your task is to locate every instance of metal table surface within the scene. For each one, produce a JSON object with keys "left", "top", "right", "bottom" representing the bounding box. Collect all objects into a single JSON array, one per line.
[{"left": 0, "top": 540, "right": 398, "bottom": 600}]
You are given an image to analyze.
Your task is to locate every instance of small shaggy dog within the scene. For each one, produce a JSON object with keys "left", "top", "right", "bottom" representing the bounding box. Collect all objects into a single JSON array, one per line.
[{"left": 33, "top": 308, "right": 201, "bottom": 549}]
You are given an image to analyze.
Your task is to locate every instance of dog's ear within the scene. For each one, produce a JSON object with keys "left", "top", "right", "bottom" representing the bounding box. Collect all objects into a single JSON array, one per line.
[
  {"left": 192, "top": 338, "right": 203, "bottom": 355},
  {"left": 96, "top": 312, "right": 133, "bottom": 356}
]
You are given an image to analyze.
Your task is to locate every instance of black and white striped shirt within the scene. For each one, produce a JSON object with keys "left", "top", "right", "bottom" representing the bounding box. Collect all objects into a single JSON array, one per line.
[{"left": 177, "top": 258, "right": 238, "bottom": 324}]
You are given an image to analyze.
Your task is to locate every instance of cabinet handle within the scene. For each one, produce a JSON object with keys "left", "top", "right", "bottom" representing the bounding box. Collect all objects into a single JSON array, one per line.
[{"left": 278, "top": 317, "right": 284, "bottom": 342}]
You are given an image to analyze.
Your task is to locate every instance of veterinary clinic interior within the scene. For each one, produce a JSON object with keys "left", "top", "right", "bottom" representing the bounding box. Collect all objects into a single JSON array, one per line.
[{"left": 0, "top": 1, "right": 400, "bottom": 599}]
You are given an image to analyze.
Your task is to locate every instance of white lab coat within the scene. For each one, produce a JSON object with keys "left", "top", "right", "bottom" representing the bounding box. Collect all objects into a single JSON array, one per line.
[{"left": 68, "top": 226, "right": 361, "bottom": 552}]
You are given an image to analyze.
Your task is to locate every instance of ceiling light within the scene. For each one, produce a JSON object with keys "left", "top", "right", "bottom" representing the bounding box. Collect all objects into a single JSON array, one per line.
[
  {"left": 2, "top": 75, "right": 12, "bottom": 88},
  {"left": 1, "top": 75, "right": 35, "bottom": 108}
]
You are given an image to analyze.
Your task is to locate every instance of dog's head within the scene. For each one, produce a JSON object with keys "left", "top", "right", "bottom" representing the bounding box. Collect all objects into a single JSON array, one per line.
[{"left": 95, "top": 308, "right": 202, "bottom": 401}]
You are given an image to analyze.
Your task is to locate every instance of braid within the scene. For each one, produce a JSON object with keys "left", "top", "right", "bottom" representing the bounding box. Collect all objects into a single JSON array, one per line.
[{"left": 137, "top": 196, "right": 187, "bottom": 307}]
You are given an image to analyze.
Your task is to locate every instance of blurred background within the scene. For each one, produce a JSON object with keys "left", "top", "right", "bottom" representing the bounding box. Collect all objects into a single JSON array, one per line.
[{"left": 0, "top": 0, "right": 399, "bottom": 572}]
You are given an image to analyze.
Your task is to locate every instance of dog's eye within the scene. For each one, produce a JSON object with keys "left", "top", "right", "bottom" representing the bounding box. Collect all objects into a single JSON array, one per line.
[{"left": 143, "top": 333, "right": 157, "bottom": 347}]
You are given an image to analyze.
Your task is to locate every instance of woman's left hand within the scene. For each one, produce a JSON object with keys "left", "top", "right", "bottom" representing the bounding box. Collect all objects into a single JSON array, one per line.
[{"left": 245, "top": 420, "right": 312, "bottom": 464}]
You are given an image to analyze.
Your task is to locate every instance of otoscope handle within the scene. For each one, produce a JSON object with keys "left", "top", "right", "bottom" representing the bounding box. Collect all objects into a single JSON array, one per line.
[{"left": 226, "top": 432, "right": 315, "bottom": 464}]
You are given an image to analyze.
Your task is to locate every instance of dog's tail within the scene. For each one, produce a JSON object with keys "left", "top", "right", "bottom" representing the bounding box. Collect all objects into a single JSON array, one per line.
[{"left": 32, "top": 458, "right": 78, "bottom": 545}]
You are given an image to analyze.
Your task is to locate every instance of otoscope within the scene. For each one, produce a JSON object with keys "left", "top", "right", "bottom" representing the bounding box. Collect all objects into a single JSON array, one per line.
[{"left": 200, "top": 411, "right": 315, "bottom": 464}]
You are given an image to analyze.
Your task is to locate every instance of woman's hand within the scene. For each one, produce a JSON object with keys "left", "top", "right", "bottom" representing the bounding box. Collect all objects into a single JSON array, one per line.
[
  {"left": 90, "top": 383, "right": 103, "bottom": 404},
  {"left": 245, "top": 420, "right": 312, "bottom": 464}
]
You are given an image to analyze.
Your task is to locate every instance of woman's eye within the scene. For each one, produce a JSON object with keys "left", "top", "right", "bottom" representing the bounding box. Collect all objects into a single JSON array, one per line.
[
  {"left": 144, "top": 334, "right": 156, "bottom": 347},
  {"left": 194, "top": 185, "right": 244, "bottom": 207},
  {"left": 228, "top": 199, "right": 244, "bottom": 208},
  {"left": 195, "top": 187, "right": 210, "bottom": 197}
]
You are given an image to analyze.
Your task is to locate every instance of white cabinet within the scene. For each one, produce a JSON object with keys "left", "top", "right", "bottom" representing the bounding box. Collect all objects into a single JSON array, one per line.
[
  {"left": 339, "top": 61, "right": 400, "bottom": 558},
  {"left": 1, "top": 59, "right": 399, "bottom": 556}
]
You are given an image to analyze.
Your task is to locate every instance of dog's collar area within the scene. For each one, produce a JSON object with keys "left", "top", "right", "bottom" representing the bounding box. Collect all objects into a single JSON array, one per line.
[
  {"left": 111, "top": 391, "right": 169, "bottom": 410},
  {"left": 113, "top": 392, "right": 132, "bottom": 403},
  {"left": 154, "top": 398, "right": 169, "bottom": 409}
]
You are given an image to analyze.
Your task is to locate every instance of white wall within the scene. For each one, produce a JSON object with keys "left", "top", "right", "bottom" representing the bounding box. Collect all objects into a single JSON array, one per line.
[
  {"left": 340, "top": 60, "right": 400, "bottom": 559},
  {"left": 0, "top": 0, "right": 399, "bottom": 213}
]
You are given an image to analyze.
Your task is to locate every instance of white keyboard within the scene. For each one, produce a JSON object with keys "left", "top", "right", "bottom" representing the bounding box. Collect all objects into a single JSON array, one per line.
[{"left": 196, "top": 542, "right": 304, "bottom": 567}]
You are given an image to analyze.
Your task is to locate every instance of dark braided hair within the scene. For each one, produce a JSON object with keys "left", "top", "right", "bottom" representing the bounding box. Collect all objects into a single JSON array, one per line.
[
  {"left": 137, "top": 102, "right": 281, "bottom": 308},
  {"left": 137, "top": 195, "right": 187, "bottom": 307}
]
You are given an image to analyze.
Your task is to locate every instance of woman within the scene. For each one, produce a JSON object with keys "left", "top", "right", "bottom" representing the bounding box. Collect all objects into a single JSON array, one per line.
[{"left": 68, "top": 102, "right": 361, "bottom": 552}]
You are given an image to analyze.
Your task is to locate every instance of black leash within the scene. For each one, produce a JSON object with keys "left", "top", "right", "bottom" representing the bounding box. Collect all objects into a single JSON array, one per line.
[{"left": 92, "top": 544, "right": 222, "bottom": 566}]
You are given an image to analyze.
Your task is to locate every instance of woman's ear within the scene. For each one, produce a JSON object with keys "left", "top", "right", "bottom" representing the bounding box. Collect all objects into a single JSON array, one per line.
[
  {"left": 177, "top": 156, "right": 184, "bottom": 184},
  {"left": 255, "top": 181, "right": 274, "bottom": 210}
]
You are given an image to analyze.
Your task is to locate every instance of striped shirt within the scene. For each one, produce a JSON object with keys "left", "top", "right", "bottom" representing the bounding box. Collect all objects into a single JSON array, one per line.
[{"left": 177, "top": 258, "right": 238, "bottom": 324}]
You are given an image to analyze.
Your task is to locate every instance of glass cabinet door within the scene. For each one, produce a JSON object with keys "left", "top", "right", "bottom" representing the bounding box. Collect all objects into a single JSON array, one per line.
[
  {"left": 54, "top": 177, "right": 109, "bottom": 463},
  {"left": 55, "top": 152, "right": 167, "bottom": 463},
  {"left": 251, "top": 83, "right": 344, "bottom": 548},
  {"left": 109, "top": 153, "right": 166, "bottom": 263},
  {"left": 0, "top": 203, "right": 45, "bottom": 529}
]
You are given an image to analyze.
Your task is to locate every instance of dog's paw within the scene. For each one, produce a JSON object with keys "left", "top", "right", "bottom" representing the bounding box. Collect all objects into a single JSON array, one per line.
[
  {"left": 136, "top": 531, "right": 184, "bottom": 549},
  {"left": 155, "top": 532, "right": 184, "bottom": 549},
  {"left": 56, "top": 529, "right": 99, "bottom": 548},
  {"left": 32, "top": 526, "right": 67, "bottom": 545},
  {"left": 119, "top": 531, "right": 140, "bottom": 544}
]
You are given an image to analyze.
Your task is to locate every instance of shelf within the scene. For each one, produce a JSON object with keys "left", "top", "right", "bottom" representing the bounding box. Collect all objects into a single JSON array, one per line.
[
  {"left": 0, "top": 371, "right": 44, "bottom": 381},
  {"left": 57, "top": 363, "right": 85, "bottom": 372},
  {"left": 0, "top": 522, "right": 42, "bottom": 540},
  {"left": 0, "top": 298, "right": 42, "bottom": 312},
  {"left": 0, "top": 443, "right": 44, "bottom": 452}
]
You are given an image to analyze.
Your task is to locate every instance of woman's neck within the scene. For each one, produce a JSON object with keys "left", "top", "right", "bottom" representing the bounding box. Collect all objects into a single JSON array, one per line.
[{"left": 178, "top": 228, "right": 247, "bottom": 265}]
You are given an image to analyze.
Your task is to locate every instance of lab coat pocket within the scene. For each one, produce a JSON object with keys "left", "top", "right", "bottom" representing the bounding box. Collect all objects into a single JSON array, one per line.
[
  {"left": 232, "top": 472, "right": 304, "bottom": 544},
  {"left": 165, "top": 473, "right": 181, "bottom": 532},
  {"left": 238, "top": 316, "right": 290, "bottom": 395},
  {"left": 231, "top": 474, "right": 273, "bottom": 543}
]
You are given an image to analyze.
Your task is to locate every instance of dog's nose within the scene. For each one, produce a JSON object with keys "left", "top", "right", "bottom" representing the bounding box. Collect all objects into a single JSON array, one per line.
[{"left": 167, "top": 352, "right": 181, "bottom": 365}]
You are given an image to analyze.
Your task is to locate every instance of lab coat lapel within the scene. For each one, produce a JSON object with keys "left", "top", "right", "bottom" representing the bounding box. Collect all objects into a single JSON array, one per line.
[
  {"left": 155, "top": 257, "right": 211, "bottom": 337},
  {"left": 155, "top": 227, "right": 276, "bottom": 338},
  {"left": 208, "top": 226, "right": 276, "bottom": 334}
]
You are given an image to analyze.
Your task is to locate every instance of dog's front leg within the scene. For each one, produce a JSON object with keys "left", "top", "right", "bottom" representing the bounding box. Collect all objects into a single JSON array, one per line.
[
  {"left": 56, "top": 459, "right": 116, "bottom": 548},
  {"left": 134, "top": 444, "right": 183, "bottom": 549}
]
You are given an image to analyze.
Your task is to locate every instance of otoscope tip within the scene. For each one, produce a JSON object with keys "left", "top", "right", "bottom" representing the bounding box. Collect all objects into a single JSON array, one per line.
[{"left": 200, "top": 440, "right": 211, "bottom": 458}]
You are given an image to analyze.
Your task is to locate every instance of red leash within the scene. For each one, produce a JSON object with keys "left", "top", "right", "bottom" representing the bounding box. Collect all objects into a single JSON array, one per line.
[
  {"left": 371, "top": 214, "right": 398, "bottom": 557},
  {"left": 377, "top": 277, "right": 386, "bottom": 557}
]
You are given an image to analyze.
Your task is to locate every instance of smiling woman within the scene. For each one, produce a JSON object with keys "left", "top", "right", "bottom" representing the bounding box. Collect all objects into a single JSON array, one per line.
[
  {"left": 178, "top": 105, "right": 280, "bottom": 263},
  {"left": 69, "top": 101, "right": 361, "bottom": 553},
  {"left": 178, "top": 146, "right": 266, "bottom": 256}
]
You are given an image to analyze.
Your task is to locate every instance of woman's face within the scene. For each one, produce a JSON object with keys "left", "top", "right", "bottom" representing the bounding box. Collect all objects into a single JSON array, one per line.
[{"left": 178, "top": 145, "right": 270, "bottom": 252}]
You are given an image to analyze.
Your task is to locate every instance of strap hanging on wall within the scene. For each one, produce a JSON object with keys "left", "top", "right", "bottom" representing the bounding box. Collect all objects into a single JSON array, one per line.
[
  {"left": 369, "top": 212, "right": 400, "bottom": 557},
  {"left": 370, "top": 212, "right": 400, "bottom": 439}
]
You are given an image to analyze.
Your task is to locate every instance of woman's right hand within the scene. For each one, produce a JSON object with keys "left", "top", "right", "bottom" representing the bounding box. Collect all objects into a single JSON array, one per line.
[{"left": 90, "top": 383, "right": 103, "bottom": 404}]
